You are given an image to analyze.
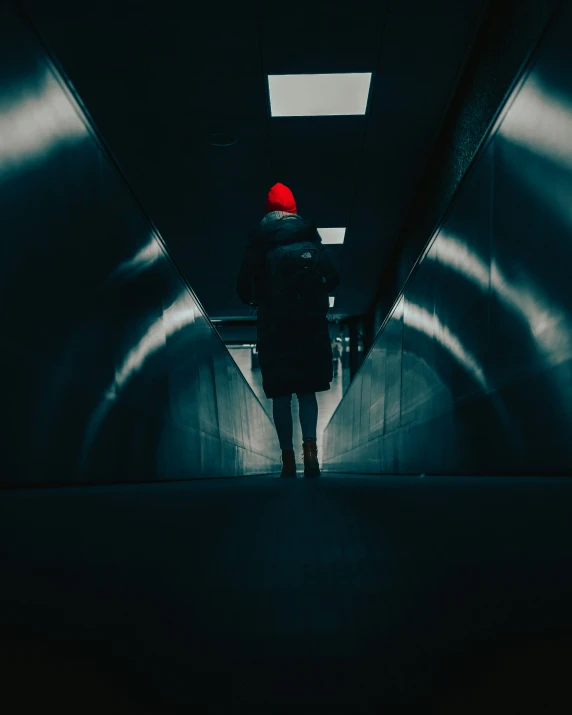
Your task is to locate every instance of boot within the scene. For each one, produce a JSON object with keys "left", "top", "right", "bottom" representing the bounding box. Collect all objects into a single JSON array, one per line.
[
  {"left": 302, "top": 438, "right": 321, "bottom": 477},
  {"left": 280, "top": 449, "right": 297, "bottom": 478}
]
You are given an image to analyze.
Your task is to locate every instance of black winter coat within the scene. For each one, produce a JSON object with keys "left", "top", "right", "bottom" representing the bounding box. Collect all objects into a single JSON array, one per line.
[{"left": 237, "top": 214, "right": 340, "bottom": 399}]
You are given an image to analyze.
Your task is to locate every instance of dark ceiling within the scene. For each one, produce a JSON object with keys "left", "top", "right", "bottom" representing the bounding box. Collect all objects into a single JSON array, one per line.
[{"left": 23, "top": 0, "right": 485, "bottom": 320}]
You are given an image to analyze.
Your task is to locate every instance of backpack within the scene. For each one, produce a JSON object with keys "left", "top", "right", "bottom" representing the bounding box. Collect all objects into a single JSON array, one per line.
[{"left": 264, "top": 240, "right": 328, "bottom": 319}]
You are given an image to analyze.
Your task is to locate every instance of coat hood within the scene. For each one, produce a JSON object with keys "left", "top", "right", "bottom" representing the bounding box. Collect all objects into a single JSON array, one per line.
[
  {"left": 265, "top": 183, "right": 297, "bottom": 214},
  {"left": 250, "top": 213, "right": 320, "bottom": 248}
]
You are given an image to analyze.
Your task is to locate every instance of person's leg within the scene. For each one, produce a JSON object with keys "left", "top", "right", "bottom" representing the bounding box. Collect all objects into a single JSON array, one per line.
[
  {"left": 272, "top": 395, "right": 296, "bottom": 477},
  {"left": 297, "top": 392, "right": 320, "bottom": 477},
  {"left": 272, "top": 394, "right": 294, "bottom": 449},
  {"left": 296, "top": 392, "right": 318, "bottom": 441}
]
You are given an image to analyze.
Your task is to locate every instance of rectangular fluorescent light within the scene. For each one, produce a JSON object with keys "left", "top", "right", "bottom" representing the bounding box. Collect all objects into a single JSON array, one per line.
[
  {"left": 268, "top": 73, "right": 372, "bottom": 117},
  {"left": 329, "top": 296, "right": 335, "bottom": 308},
  {"left": 318, "top": 227, "right": 346, "bottom": 245}
]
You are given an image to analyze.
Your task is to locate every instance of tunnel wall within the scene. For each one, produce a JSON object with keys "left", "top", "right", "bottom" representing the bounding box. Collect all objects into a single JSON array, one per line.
[
  {"left": 323, "top": 1, "right": 572, "bottom": 475},
  {"left": 372, "top": 0, "right": 562, "bottom": 329},
  {"left": 0, "top": 4, "right": 280, "bottom": 487}
]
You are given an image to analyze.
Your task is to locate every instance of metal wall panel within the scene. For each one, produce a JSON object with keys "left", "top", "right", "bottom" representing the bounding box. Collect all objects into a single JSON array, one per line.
[
  {"left": 323, "top": 2, "right": 572, "bottom": 475},
  {"left": 373, "top": 0, "right": 561, "bottom": 327},
  {"left": 0, "top": 4, "right": 279, "bottom": 487}
]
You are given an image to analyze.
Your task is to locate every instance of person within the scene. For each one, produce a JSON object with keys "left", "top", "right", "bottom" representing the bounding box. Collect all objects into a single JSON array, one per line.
[
  {"left": 237, "top": 183, "right": 340, "bottom": 477},
  {"left": 331, "top": 341, "right": 341, "bottom": 377}
]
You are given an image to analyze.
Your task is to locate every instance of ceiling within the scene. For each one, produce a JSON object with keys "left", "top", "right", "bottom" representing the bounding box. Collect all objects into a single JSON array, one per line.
[{"left": 23, "top": 0, "right": 485, "bottom": 320}]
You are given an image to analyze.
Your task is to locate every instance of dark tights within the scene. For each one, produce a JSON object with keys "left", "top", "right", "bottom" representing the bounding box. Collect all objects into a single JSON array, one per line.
[{"left": 272, "top": 392, "right": 318, "bottom": 450}]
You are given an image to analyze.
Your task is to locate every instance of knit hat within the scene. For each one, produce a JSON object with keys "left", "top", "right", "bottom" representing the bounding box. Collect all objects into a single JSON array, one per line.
[{"left": 265, "top": 182, "right": 297, "bottom": 214}]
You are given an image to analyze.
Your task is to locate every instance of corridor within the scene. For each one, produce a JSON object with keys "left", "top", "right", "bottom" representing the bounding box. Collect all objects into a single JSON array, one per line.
[{"left": 2, "top": 0, "right": 572, "bottom": 712}]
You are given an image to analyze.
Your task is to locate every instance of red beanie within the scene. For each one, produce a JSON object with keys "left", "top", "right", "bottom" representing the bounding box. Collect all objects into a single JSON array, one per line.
[{"left": 265, "top": 182, "right": 297, "bottom": 214}]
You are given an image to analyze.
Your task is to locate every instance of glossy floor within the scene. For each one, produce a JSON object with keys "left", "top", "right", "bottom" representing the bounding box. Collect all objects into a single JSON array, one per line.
[{"left": 1, "top": 474, "right": 571, "bottom": 713}]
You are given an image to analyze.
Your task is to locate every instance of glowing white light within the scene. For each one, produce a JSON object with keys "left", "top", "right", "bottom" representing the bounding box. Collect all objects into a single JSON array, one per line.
[
  {"left": 318, "top": 228, "right": 346, "bottom": 244},
  {"left": 115, "top": 322, "right": 165, "bottom": 390},
  {"left": 405, "top": 301, "right": 488, "bottom": 391},
  {"left": 329, "top": 296, "right": 335, "bottom": 307},
  {"left": 80, "top": 291, "right": 198, "bottom": 470},
  {"left": 111, "top": 236, "right": 162, "bottom": 280},
  {"left": 268, "top": 73, "right": 372, "bottom": 117},
  {"left": 428, "top": 230, "right": 572, "bottom": 364},
  {"left": 428, "top": 230, "right": 489, "bottom": 293},
  {"left": 491, "top": 260, "right": 572, "bottom": 361},
  {"left": 499, "top": 72, "right": 572, "bottom": 232},
  {"left": 500, "top": 73, "right": 572, "bottom": 171},
  {"left": 113, "top": 298, "right": 198, "bottom": 389},
  {"left": 0, "top": 67, "right": 86, "bottom": 178}
]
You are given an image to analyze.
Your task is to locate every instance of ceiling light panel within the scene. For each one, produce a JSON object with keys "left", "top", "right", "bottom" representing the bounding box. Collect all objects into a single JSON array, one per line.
[
  {"left": 268, "top": 73, "right": 372, "bottom": 117},
  {"left": 318, "top": 228, "right": 346, "bottom": 244}
]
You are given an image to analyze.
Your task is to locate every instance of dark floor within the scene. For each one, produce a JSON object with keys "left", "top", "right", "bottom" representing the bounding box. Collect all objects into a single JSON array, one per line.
[{"left": 1, "top": 474, "right": 571, "bottom": 714}]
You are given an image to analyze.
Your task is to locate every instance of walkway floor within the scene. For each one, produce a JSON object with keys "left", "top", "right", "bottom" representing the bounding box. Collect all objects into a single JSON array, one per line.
[{"left": 1, "top": 474, "right": 571, "bottom": 713}]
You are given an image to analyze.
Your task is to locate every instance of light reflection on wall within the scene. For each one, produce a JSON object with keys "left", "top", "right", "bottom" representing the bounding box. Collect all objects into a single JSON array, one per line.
[
  {"left": 500, "top": 71, "right": 572, "bottom": 231},
  {"left": 406, "top": 300, "right": 488, "bottom": 391},
  {"left": 110, "top": 236, "right": 162, "bottom": 281},
  {"left": 431, "top": 231, "right": 489, "bottom": 292},
  {"left": 491, "top": 259, "right": 572, "bottom": 362},
  {"left": 400, "top": 70, "right": 572, "bottom": 397},
  {"left": 79, "top": 289, "right": 198, "bottom": 472},
  {"left": 0, "top": 67, "right": 86, "bottom": 178},
  {"left": 500, "top": 73, "right": 572, "bottom": 171},
  {"left": 115, "top": 295, "right": 198, "bottom": 389},
  {"left": 429, "top": 230, "right": 572, "bottom": 365},
  {"left": 510, "top": 142, "right": 572, "bottom": 231}
]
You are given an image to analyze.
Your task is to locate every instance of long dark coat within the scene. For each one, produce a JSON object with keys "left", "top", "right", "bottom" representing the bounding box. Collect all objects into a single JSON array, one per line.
[{"left": 237, "top": 214, "right": 340, "bottom": 399}]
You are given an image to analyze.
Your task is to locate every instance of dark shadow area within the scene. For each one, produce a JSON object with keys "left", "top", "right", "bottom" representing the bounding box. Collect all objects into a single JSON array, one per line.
[{"left": 1, "top": 475, "right": 571, "bottom": 713}]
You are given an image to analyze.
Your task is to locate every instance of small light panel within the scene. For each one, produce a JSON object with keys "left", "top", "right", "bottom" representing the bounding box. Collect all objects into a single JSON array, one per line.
[
  {"left": 329, "top": 296, "right": 335, "bottom": 308},
  {"left": 318, "top": 228, "right": 346, "bottom": 245},
  {"left": 268, "top": 73, "right": 372, "bottom": 117}
]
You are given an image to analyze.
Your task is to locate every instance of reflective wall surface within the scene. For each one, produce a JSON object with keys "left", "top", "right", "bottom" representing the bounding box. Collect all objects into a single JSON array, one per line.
[
  {"left": 0, "top": 4, "right": 279, "bottom": 487},
  {"left": 323, "top": 3, "right": 572, "bottom": 475}
]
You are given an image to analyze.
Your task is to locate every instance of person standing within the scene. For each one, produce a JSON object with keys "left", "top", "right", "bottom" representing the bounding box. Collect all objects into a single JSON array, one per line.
[
  {"left": 332, "top": 341, "right": 341, "bottom": 377},
  {"left": 237, "top": 183, "right": 340, "bottom": 477}
]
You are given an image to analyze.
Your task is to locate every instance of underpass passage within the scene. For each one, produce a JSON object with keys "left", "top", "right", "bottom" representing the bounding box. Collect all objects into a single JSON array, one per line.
[
  {"left": 1, "top": 475, "right": 572, "bottom": 713},
  {"left": 2, "top": 2, "right": 572, "bottom": 714}
]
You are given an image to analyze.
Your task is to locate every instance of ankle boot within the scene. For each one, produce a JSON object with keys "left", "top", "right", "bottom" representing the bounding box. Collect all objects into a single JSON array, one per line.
[
  {"left": 280, "top": 449, "right": 297, "bottom": 478},
  {"left": 302, "top": 438, "right": 321, "bottom": 477}
]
